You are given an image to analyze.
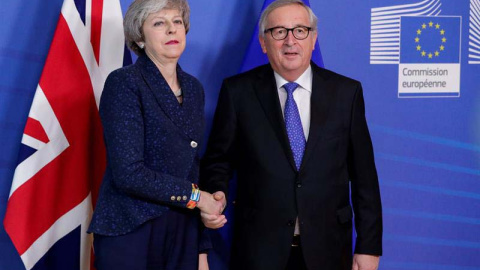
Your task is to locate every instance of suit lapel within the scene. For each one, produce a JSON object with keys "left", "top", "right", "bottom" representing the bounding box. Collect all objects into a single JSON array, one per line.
[
  {"left": 137, "top": 54, "right": 199, "bottom": 140},
  {"left": 253, "top": 65, "right": 297, "bottom": 171},
  {"left": 300, "top": 63, "right": 336, "bottom": 170}
]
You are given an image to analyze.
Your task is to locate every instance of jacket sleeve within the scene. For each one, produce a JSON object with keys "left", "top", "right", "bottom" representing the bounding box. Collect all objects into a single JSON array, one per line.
[
  {"left": 99, "top": 71, "right": 193, "bottom": 208},
  {"left": 348, "top": 83, "right": 383, "bottom": 255},
  {"left": 200, "top": 80, "right": 237, "bottom": 196}
]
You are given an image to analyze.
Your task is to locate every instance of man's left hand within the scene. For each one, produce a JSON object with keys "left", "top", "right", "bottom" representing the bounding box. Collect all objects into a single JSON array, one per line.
[{"left": 352, "top": 254, "right": 380, "bottom": 270}]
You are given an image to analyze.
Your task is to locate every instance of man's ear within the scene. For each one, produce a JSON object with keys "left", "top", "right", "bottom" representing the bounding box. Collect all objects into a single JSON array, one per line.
[
  {"left": 311, "top": 31, "right": 318, "bottom": 51},
  {"left": 259, "top": 35, "right": 267, "bottom": 54}
]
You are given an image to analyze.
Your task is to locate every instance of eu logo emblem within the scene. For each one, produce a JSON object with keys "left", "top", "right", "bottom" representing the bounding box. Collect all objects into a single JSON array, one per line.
[{"left": 398, "top": 16, "right": 461, "bottom": 97}]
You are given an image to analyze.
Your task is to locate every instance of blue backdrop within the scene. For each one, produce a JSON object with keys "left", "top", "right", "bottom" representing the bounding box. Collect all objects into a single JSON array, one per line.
[{"left": 0, "top": 0, "right": 479, "bottom": 269}]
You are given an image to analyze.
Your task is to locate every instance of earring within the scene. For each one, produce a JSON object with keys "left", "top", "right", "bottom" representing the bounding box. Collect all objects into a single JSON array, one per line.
[{"left": 138, "top": 42, "right": 145, "bottom": 49}]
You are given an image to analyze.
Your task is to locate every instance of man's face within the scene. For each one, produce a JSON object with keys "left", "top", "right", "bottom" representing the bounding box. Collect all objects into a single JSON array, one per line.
[{"left": 259, "top": 4, "right": 317, "bottom": 80}]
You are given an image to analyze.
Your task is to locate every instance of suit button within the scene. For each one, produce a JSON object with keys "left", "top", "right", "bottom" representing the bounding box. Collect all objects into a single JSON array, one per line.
[
  {"left": 287, "top": 220, "right": 295, "bottom": 226},
  {"left": 182, "top": 195, "right": 188, "bottom": 201},
  {"left": 170, "top": 196, "right": 176, "bottom": 201},
  {"left": 177, "top": 196, "right": 182, "bottom": 201},
  {"left": 190, "top": 141, "right": 198, "bottom": 148},
  {"left": 297, "top": 183, "right": 302, "bottom": 188}
]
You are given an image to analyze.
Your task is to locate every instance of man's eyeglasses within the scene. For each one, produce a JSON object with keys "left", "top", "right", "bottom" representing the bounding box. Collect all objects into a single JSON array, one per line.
[{"left": 264, "top": 26, "right": 312, "bottom": 40}]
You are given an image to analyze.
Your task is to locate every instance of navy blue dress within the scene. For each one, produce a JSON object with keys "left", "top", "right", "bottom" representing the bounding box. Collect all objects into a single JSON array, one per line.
[{"left": 88, "top": 53, "right": 207, "bottom": 270}]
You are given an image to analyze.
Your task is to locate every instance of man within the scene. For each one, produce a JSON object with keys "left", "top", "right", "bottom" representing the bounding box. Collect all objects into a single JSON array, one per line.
[{"left": 200, "top": 0, "right": 382, "bottom": 269}]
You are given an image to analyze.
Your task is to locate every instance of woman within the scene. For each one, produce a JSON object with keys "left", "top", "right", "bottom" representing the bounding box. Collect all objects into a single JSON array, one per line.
[{"left": 88, "top": 0, "right": 224, "bottom": 269}]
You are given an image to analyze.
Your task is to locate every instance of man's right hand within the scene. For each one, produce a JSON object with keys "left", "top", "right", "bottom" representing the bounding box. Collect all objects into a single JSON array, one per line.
[
  {"left": 212, "top": 191, "right": 227, "bottom": 212},
  {"left": 200, "top": 211, "right": 227, "bottom": 229}
]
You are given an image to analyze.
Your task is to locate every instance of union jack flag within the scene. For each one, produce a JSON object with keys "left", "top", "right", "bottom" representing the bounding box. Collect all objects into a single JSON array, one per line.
[{"left": 3, "top": 0, "right": 127, "bottom": 269}]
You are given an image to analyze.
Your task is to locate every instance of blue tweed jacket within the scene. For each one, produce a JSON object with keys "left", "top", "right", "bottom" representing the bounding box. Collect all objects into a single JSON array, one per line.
[{"left": 89, "top": 54, "right": 205, "bottom": 236}]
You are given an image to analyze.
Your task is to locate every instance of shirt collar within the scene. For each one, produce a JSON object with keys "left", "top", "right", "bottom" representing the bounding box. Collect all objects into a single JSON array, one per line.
[{"left": 274, "top": 65, "right": 312, "bottom": 93}]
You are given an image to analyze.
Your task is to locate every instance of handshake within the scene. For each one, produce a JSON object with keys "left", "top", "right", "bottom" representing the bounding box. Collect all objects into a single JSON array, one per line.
[{"left": 197, "top": 191, "right": 228, "bottom": 229}]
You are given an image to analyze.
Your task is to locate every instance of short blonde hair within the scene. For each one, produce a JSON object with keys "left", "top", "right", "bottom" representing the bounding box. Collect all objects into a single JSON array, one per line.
[{"left": 124, "top": 0, "right": 190, "bottom": 55}]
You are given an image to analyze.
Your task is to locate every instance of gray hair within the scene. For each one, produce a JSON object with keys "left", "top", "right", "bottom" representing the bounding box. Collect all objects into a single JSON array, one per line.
[
  {"left": 124, "top": 0, "right": 190, "bottom": 55},
  {"left": 258, "top": 0, "right": 318, "bottom": 38}
]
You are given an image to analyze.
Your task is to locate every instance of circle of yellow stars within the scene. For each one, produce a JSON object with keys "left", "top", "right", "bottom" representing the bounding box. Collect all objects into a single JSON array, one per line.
[{"left": 414, "top": 21, "right": 446, "bottom": 59}]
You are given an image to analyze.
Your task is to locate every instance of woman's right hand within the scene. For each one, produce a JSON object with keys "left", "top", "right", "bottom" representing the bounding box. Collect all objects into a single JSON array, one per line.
[
  {"left": 197, "top": 191, "right": 223, "bottom": 215},
  {"left": 197, "top": 191, "right": 227, "bottom": 229}
]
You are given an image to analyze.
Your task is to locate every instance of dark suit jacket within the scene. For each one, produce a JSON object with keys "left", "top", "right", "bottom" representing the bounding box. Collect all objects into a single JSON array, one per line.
[
  {"left": 89, "top": 54, "right": 205, "bottom": 236},
  {"left": 201, "top": 63, "right": 382, "bottom": 270}
]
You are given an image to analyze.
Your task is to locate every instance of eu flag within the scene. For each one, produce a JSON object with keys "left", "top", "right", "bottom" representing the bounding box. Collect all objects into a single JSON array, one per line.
[{"left": 400, "top": 16, "right": 461, "bottom": 64}]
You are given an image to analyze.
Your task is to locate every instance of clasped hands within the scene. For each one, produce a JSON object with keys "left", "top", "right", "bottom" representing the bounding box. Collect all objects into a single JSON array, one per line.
[{"left": 197, "top": 191, "right": 227, "bottom": 229}]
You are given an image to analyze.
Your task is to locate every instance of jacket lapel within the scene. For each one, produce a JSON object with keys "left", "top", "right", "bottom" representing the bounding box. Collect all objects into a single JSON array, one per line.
[
  {"left": 300, "top": 62, "right": 336, "bottom": 170},
  {"left": 253, "top": 65, "right": 297, "bottom": 171},
  {"left": 136, "top": 54, "right": 200, "bottom": 140},
  {"left": 176, "top": 69, "right": 203, "bottom": 141}
]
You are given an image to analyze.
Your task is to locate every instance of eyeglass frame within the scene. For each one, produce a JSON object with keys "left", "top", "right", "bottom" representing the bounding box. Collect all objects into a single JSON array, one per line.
[{"left": 264, "top": 26, "right": 313, "bottom": 40}]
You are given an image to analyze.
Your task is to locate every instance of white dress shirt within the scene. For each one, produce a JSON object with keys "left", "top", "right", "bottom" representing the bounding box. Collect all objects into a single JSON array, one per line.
[{"left": 274, "top": 66, "right": 313, "bottom": 235}]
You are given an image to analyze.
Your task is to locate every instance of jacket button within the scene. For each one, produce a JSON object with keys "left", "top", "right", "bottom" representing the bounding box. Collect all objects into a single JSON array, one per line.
[
  {"left": 287, "top": 220, "right": 295, "bottom": 226},
  {"left": 177, "top": 196, "right": 182, "bottom": 201},
  {"left": 182, "top": 195, "right": 188, "bottom": 201},
  {"left": 190, "top": 141, "right": 198, "bottom": 148},
  {"left": 170, "top": 196, "right": 176, "bottom": 201}
]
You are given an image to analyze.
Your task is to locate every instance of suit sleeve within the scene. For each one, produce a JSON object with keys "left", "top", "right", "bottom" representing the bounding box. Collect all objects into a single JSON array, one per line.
[
  {"left": 200, "top": 80, "right": 237, "bottom": 195},
  {"left": 100, "top": 71, "right": 193, "bottom": 208},
  {"left": 348, "top": 83, "right": 383, "bottom": 255}
]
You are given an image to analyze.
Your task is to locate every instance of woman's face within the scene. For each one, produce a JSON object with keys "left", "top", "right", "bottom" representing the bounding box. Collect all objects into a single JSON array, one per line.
[{"left": 142, "top": 8, "right": 186, "bottom": 63}]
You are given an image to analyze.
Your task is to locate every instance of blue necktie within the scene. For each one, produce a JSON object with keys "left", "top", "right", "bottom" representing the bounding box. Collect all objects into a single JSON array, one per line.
[{"left": 283, "top": 82, "right": 306, "bottom": 170}]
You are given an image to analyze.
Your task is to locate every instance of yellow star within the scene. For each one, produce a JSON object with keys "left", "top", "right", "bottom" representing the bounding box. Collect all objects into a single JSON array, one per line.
[
  {"left": 442, "top": 37, "right": 447, "bottom": 43},
  {"left": 416, "top": 45, "right": 421, "bottom": 51},
  {"left": 422, "top": 23, "right": 427, "bottom": 29},
  {"left": 428, "top": 53, "right": 433, "bottom": 58},
  {"left": 429, "top": 21, "right": 434, "bottom": 27},
  {"left": 440, "top": 45, "right": 445, "bottom": 51},
  {"left": 421, "top": 51, "right": 426, "bottom": 57},
  {"left": 417, "top": 29, "right": 422, "bottom": 35},
  {"left": 435, "top": 23, "right": 440, "bottom": 29},
  {"left": 435, "top": 51, "right": 439, "bottom": 57},
  {"left": 415, "top": 37, "right": 420, "bottom": 43},
  {"left": 440, "top": 29, "right": 445, "bottom": 35}
]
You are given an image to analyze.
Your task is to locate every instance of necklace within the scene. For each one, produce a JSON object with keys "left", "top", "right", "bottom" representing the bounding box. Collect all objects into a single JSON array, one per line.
[{"left": 173, "top": 88, "right": 182, "bottom": 97}]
